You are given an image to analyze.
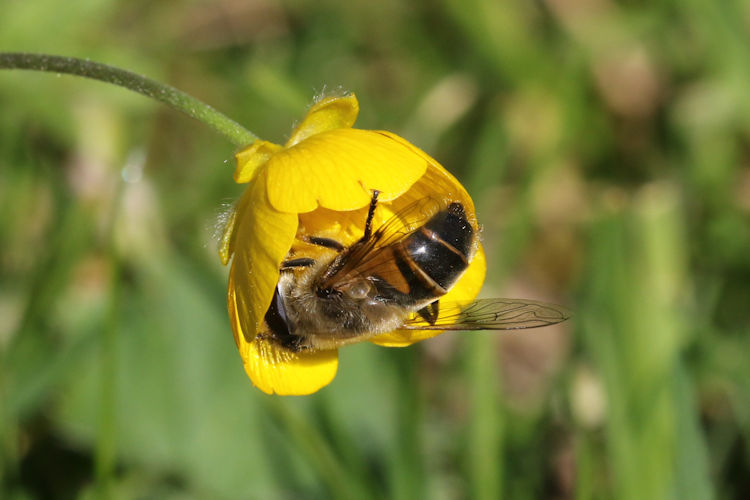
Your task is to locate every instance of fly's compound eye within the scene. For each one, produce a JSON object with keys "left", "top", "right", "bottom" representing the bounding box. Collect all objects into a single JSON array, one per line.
[{"left": 342, "top": 279, "right": 372, "bottom": 300}]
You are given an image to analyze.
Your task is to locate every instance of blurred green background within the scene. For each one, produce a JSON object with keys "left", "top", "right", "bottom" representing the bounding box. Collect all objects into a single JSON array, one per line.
[{"left": 1, "top": 0, "right": 749, "bottom": 498}]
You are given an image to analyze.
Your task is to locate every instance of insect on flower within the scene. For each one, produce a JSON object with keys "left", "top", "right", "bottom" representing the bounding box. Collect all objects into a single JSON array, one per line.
[
  {"left": 266, "top": 191, "right": 569, "bottom": 352},
  {"left": 220, "top": 93, "right": 570, "bottom": 395}
]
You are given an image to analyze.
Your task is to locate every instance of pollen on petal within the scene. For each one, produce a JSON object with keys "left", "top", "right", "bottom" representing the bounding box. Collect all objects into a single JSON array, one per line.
[{"left": 266, "top": 129, "right": 429, "bottom": 214}]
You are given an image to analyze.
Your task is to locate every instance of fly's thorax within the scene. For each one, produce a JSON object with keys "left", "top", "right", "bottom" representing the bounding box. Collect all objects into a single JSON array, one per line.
[{"left": 279, "top": 255, "right": 407, "bottom": 349}]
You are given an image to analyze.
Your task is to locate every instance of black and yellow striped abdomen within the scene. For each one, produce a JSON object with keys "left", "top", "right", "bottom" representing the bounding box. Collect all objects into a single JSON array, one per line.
[{"left": 377, "top": 202, "right": 474, "bottom": 306}]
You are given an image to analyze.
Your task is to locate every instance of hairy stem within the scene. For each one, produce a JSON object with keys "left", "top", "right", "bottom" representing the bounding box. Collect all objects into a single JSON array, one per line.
[{"left": 0, "top": 52, "right": 258, "bottom": 147}]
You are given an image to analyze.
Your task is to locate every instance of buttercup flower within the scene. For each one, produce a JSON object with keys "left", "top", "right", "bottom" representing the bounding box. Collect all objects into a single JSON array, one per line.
[{"left": 220, "top": 93, "right": 486, "bottom": 395}]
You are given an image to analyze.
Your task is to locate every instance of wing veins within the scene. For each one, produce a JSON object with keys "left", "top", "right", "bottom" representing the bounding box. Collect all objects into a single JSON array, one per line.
[{"left": 402, "top": 298, "right": 571, "bottom": 331}]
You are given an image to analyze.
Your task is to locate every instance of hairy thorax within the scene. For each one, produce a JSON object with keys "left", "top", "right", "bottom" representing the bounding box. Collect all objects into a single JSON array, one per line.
[{"left": 278, "top": 258, "right": 407, "bottom": 350}]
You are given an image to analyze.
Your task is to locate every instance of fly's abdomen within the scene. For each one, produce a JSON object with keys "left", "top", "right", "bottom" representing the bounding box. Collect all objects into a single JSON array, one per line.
[{"left": 387, "top": 202, "right": 474, "bottom": 304}]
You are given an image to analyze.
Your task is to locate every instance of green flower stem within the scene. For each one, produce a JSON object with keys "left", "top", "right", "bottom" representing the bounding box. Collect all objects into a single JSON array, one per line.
[{"left": 0, "top": 52, "right": 258, "bottom": 147}]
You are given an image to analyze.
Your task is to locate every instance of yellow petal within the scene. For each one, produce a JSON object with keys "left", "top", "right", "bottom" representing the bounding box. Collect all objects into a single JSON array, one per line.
[
  {"left": 234, "top": 140, "right": 283, "bottom": 184},
  {"left": 286, "top": 94, "right": 360, "bottom": 148},
  {"left": 228, "top": 272, "right": 339, "bottom": 395},
  {"left": 229, "top": 169, "right": 298, "bottom": 338},
  {"left": 295, "top": 162, "right": 472, "bottom": 250},
  {"left": 218, "top": 190, "right": 252, "bottom": 266},
  {"left": 370, "top": 243, "right": 487, "bottom": 347},
  {"left": 243, "top": 339, "right": 339, "bottom": 396},
  {"left": 297, "top": 202, "right": 395, "bottom": 248},
  {"left": 266, "top": 129, "right": 429, "bottom": 213},
  {"left": 389, "top": 156, "right": 478, "bottom": 232},
  {"left": 218, "top": 204, "right": 239, "bottom": 266}
]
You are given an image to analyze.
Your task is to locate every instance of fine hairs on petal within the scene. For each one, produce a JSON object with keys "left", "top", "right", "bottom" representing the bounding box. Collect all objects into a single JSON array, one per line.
[
  {"left": 212, "top": 200, "right": 237, "bottom": 247},
  {"left": 283, "top": 87, "right": 353, "bottom": 143},
  {"left": 312, "top": 85, "right": 351, "bottom": 104}
]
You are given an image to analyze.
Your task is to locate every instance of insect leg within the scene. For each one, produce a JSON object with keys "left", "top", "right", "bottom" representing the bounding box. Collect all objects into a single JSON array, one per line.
[
  {"left": 303, "top": 236, "right": 345, "bottom": 252},
  {"left": 281, "top": 257, "right": 316, "bottom": 269},
  {"left": 416, "top": 300, "right": 440, "bottom": 325},
  {"left": 363, "top": 189, "right": 380, "bottom": 241}
]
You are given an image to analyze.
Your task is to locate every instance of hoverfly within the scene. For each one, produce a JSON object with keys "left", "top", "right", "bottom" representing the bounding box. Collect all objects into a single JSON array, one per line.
[{"left": 258, "top": 190, "right": 570, "bottom": 352}]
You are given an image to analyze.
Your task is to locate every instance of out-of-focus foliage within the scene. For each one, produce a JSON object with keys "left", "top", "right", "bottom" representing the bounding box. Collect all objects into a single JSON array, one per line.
[{"left": 1, "top": 0, "right": 749, "bottom": 498}]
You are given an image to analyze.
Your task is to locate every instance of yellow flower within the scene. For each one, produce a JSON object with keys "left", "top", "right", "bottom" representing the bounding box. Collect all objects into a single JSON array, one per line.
[{"left": 220, "top": 94, "right": 486, "bottom": 395}]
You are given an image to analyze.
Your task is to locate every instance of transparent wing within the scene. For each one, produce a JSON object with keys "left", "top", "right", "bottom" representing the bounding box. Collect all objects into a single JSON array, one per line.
[
  {"left": 321, "top": 196, "right": 447, "bottom": 284},
  {"left": 403, "top": 298, "right": 571, "bottom": 330},
  {"left": 361, "top": 196, "right": 443, "bottom": 249}
]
